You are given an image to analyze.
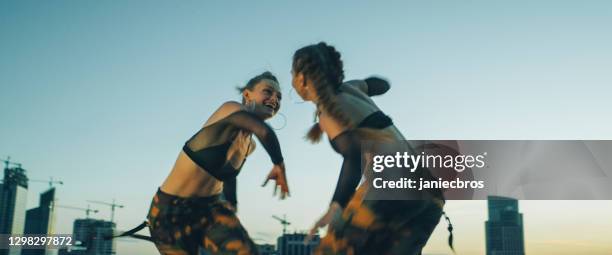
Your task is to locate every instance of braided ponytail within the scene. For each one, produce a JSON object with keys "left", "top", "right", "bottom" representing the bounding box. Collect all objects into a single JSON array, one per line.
[{"left": 293, "top": 42, "right": 352, "bottom": 143}]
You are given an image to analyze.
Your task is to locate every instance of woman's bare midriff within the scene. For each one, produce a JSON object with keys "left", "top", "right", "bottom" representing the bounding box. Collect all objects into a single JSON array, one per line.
[{"left": 160, "top": 151, "right": 224, "bottom": 198}]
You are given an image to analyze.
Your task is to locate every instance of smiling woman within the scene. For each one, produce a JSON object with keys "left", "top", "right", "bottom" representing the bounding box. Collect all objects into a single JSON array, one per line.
[
  {"left": 237, "top": 72, "right": 283, "bottom": 119},
  {"left": 137, "top": 71, "right": 291, "bottom": 255}
]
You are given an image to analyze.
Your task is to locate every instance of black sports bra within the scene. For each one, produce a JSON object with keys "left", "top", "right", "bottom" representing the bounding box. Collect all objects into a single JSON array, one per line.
[{"left": 182, "top": 110, "right": 283, "bottom": 181}]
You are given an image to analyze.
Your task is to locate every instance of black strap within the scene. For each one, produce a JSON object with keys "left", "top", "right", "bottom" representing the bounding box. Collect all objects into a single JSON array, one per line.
[
  {"left": 442, "top": 211, "right": 455, "bottom": 254},
  {"left": 105, "top": 221, "right": 153, "bottom": 242},
  {"left": 125, "top": 234, "right": 152, "bottom": 242}
]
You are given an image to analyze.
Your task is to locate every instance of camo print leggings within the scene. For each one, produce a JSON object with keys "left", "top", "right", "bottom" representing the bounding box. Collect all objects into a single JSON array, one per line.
[
  {"left": 147, "top": 188, "right": 259, "bottom": 255},
  {"left": 315, "top": 185, "right": 444, "bottom": 255}
]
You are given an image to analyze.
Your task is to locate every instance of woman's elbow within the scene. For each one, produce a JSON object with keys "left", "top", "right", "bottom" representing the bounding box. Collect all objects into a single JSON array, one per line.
[{"left": 365, "top": 77, "right": 390, "bottom": 96}]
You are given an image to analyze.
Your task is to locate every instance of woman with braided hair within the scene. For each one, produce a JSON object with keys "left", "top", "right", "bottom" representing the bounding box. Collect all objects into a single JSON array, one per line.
[
  {"left": 291, "top": 42, "right": 445, "bottom": 255},
  {"left": 147, "top": 71, "right": 289, "bottom": 255}
]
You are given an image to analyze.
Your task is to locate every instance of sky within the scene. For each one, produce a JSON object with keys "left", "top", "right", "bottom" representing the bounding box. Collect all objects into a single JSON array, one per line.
[{"left": 1, "top": 1, "right": 612, "bottom": 254}]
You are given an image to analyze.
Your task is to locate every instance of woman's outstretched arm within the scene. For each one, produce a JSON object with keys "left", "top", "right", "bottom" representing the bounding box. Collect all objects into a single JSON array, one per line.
[
  {"left": 216, "top": 102, "right": 289, "bottom": 198},
  {"left": 344, "top": 77, "right": 391, "bottom": 97},
  {"left": 329, "top": 131, "right": 363, "bottom": 207},
  {"left": 216, "top": 102, "right": 284, "bottom": 165}
]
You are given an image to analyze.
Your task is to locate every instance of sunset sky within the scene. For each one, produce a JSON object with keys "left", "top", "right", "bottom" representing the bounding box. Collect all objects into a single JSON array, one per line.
[{"left": 2, "top": 1, "right": 612, "bottom": 254}]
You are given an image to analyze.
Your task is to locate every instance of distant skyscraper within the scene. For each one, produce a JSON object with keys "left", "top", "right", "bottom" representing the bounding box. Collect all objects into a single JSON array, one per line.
[
  {"left": 277, "top": 233, "right": 320, "bottom": 255},
  {"left": 485, "top": 196, "right": 525, "bottom": 255},
  {"left": 22, "top": 188, "right": 56, "bottom": 255},
  {"left": 72, "top": 219, "right": 116, "bottom": 255},
  {"left": 256, "top": 244, "right": 277, "bottom": 255},
  {"left": 0, "top": 166, "right": 29, "bottom": 255}
]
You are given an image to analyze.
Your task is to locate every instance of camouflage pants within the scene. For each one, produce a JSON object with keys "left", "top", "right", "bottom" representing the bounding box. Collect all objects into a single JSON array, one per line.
[
  {"left": 315, "top": 185, "right": 444, "bottom": 255},
  {"left": 147, "top": 188, "right": 259, "bottom": 255}
]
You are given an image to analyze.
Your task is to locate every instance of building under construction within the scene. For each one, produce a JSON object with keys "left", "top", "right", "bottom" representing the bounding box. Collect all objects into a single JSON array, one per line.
[{"left": 0, "top": 163, "right": 28, "bottom": 255}]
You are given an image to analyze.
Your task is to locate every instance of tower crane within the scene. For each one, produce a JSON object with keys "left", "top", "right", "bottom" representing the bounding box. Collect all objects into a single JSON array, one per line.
[
  {"left": 87, "top": 199, "right": 124, "bottom": 223},
  {"left": 30, "top": 177, "right": 64, "bottom": 188},
  {"left": 272, "top": 214, "right": 291, "bottom": 235},
  {"left": 56, "top": 204, "right": 99, "bottom": 218}
]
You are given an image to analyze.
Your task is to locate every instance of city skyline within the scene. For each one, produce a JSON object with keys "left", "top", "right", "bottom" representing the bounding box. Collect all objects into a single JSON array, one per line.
[
  {"left": 5, "top": 170, "right": 612, "bottom": 255},
  {"left": 2, "top": 1, "right": 612, "bottom": 254}
]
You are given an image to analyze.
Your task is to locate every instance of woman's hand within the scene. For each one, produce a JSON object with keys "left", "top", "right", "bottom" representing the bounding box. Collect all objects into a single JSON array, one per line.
[
  {"left": 305, "top": 202, "right": 342, "bottom": 243},
  {"left": 262, "top": 163, "right": 290, "bottom": 199}
]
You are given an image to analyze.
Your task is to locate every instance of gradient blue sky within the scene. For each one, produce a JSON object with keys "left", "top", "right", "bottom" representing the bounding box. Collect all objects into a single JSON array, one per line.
[{"left": 1, "top": 1, "right": 612, "bottom": 254}]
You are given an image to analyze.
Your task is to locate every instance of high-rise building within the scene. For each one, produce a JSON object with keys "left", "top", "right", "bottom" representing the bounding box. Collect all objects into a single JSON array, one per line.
[
  {"left": 0, "top": 166, "right": 29, "bottom": 255},
  {"left": 256, "top": 244, "right": 277, "bottom": 255},
  {"left": 22, "top": 188, "right": 57, "bottom": 255},
  {"left": 71, "top": 219, "right": 116, "bottom": 255},
  {"left": 277, "top": 233, "right": 319, "bottom": 255},
  {"left": 485, "top": 196, "right": 525, "bottom": 255}
]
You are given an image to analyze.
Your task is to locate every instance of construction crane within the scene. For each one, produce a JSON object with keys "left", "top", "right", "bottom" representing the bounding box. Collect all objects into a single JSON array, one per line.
[
  {"left": 272, "top": 215, "right": 291, "bottom": 235},
  {"left": 30, "top": 177, "right": 64, "bottom": 188},
  {"left": 87, "top": 199, "right": 124, "bottom": 223},
  {"left": 2, "top": 158, "right": 63, "bottom": 189},
  {"left": 56, "top": 204, "right": 99, "bottom": 218},
  {"left": 2, "top": 156, "right": 22, "bottom": 169}
]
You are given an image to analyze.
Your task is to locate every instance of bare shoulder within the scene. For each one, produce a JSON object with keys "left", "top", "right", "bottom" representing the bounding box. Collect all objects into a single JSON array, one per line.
[
  {"left": 203, "top": 101, "right": 245, "bottom": 127},
  {"left": 218, "top": 101, "right": 244, "bottom": 114},
  {"left": 319, "top": 110, "right": 348, "bottom": 140}
]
